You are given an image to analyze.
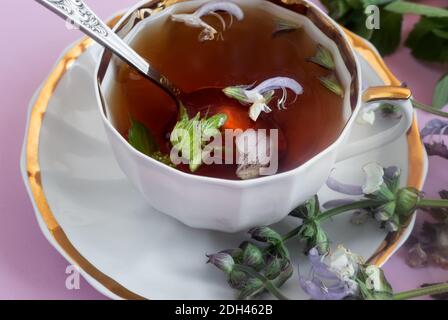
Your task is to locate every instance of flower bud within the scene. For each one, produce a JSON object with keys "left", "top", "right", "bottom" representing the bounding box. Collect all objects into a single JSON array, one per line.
[
  {"left": 228, "top": 270, "right": 247, "bottom": 289},
  {"left": 241, "top": 242, "right": 264, "bottom": 271},
  {"left": 396, "top": 188, "right": 421, "bottom": 217},
  {"left": 248, "top": 227, "right": 282, "bottom": 245},
  {"left": 265, "top": 257, "right": 284, "bottom": 280},
  {"left": 206, "top": 252, "right": 235, "bottom": 274},
  {"left": 222, "top": 248, "right": 243, "bottom": 261}
]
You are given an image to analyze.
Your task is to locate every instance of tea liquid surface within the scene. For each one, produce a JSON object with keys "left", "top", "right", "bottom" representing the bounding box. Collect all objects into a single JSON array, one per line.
[{"left": 107, "top": 4, "right": 346, "bottom": 179}]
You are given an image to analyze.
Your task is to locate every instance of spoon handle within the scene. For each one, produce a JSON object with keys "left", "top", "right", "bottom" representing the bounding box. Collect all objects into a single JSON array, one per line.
[{"left": 35, "top": 0, "right": 181, "bottom": 98}]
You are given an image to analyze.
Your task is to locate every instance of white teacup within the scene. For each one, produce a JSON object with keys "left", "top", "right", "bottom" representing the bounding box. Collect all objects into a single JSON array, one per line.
[{"left": 95, "top": 0, "right": 413, "bottom": 232}]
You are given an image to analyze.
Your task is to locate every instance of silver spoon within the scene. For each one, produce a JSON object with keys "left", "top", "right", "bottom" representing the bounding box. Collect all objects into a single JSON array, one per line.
[
  {"left": 35, "top": 0, "right": 233, "bottom": 114},
  {"left": 35, "top": 0, "right": 182, "bottom": 101}
]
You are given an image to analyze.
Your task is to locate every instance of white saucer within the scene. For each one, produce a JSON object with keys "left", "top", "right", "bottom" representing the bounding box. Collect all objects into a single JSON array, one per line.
[{"left": 21, "top": 33, "right": 427, "bottom": 299}]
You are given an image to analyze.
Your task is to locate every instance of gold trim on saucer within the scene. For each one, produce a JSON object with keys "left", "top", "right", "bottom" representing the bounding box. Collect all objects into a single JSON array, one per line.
[
  {"left": 26, "top": 36, "right": 143, "bottom": 300},
  {"left": 25, "top": 13, "right": 425, "bottom": 299}
]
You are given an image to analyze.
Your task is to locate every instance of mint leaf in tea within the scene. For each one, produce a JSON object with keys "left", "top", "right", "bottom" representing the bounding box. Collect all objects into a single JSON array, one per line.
[{"left": 107, "top": 1, "right": 349, "bottom": 180}]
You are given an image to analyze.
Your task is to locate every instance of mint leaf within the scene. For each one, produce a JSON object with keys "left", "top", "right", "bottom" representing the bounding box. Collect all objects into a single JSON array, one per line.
[
  {"left": 128, "top": 119, "right": 157, "bottom": 156},
  {"left": 405, "top": 15, "right": 448, "bottom": 63},
  {"left": 385, "top": 1, "right": 448, "bottom": 18},
  {"left": 128, "top": 119, "right": 175, "bottom": 167},
  {"left": 433, "top": 74, "right": 448, "bottom": 110},
  {"left": 369, "top": 9, "right": 403, "bottom": 55},
  {"left": 321, "top": 0, "right": 402, "bottom": 55},
  {"left": 433, "top": 29, "right": 448, "bottom": 39}
]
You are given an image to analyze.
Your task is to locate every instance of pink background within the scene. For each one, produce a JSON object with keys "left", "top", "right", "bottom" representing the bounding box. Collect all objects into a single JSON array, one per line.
[{"left": 0, "top": 0, "right": 446, "bottom": 299}]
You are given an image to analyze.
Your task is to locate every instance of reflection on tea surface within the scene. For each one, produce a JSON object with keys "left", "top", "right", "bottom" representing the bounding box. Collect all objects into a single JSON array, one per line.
[{"left": 107, "top": 2, "right": 347, "bottom": 180}]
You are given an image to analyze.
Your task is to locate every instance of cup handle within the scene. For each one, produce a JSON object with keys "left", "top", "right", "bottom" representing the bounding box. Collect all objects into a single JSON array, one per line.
[{"left": 335, "top": 86, "right": 413, "bottom": 163}]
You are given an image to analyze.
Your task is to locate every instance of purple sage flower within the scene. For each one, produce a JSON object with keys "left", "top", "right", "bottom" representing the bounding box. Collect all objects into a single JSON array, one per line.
[{"left": 299, "top": 247, "right": 360, "bottom": 300}]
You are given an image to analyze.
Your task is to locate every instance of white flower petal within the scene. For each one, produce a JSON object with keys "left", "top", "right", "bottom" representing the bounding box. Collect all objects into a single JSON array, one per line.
[
  {"left": 249, "top": 103, "right": 271, "bottom": 122},
  {"left": 326, "top": 246, "right": 358, "bottom": 279},
  {"left": 362, "top": 163, "right": 384, "bottom": 194}
]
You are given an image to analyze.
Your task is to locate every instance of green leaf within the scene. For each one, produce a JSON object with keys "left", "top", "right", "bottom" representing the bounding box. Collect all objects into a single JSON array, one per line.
[
  {"left": 319, "top": 73, "right": 345, "bottom": 97},
  {"left": 369, "top": 10, "right": 403, "bottom": 55},
  {"left": 201, "top": 113, "right": 228, "bottom": 139},
  {"left": 178, "top": 102, "right": 189, "bottom": 121},
  {"left": 128, "top": 119, "right": 158, "bottom": 156},
  {"left": 433, "top": 29, "right": 448, "bottom": 40},
  {"left": 321, "top": 0, "right": 403, "bottom": 56},
  {"left": 308, "top": 44, "right": 336, "bottom": 70},
  {"left": 405, "top": 16, "right": 448, "bottom": 63},
  {"left": 273, "top": 18, "right": 301, "bottom": 36},
  {"left": 290, "top": 195, "right": 320, "bottom": 219},
  {"left": 170, "top": 109, "right": 227, "bottom": 172},
  {"left": 385, "top": 1, "right": 448, "bottom": 18},
  {"left": 433, "top": 74, "right": 448, "bottom": 109}
]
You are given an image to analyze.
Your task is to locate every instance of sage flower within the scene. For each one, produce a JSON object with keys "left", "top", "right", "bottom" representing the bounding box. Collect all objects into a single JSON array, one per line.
[
  {"left": 223, "top": 77, "right": 303, "bottom": 121},
  {"left": 326, "top": 162, "right": 422, "bottom": 231},
  {"left": 299, "top": 247, "right": 360, "bottom": 300},
  {"left": 171, "top": 1, "right": 244, "bottom": 41}
]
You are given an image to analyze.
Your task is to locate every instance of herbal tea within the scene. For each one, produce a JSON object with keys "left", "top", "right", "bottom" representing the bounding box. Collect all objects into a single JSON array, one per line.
[{"left": 106, "top": 1, "right": 348, "bottom": 180}]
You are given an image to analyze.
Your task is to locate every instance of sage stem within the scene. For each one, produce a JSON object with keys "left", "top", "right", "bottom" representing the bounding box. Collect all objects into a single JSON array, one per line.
[
  {"left": 412, "top": 100, "right": 448, "bottom": 118},
  {"left": 233, "top": 265, "right": 290, "bottom": 300},
  {"left": 393, "top": 282, "right": 448, "bottom": 300}
]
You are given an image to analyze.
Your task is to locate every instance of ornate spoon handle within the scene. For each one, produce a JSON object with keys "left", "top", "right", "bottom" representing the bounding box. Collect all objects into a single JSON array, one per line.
[{"left": 35, "top": 0, "right": 182, "bottom": 98}]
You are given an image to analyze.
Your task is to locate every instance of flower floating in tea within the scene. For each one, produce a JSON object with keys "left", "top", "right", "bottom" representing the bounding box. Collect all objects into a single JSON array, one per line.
[
  {"left": 170, "top": 104, "right": 227, "bottom": 172},
  {"left": 235, "top": 130, "right": 276, "bottom": 180},
  {"left": 171, "top": 1, "right": 244, "bottom": 42},
  {"left": 223, "top": 77, "right": 303, "bottom": 122}
]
